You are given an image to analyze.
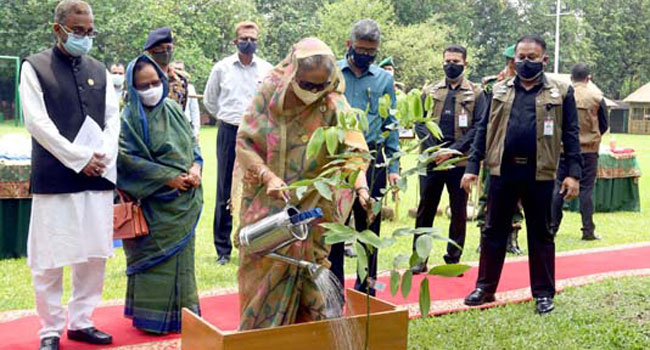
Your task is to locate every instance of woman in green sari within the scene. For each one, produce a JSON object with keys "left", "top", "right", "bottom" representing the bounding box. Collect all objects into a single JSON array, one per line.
[
  {"left": 117, "top": 54, "right": 203, "bottom": 334},
  {"left": 232, "top": 38, "right": 370, "bottom": 330}
]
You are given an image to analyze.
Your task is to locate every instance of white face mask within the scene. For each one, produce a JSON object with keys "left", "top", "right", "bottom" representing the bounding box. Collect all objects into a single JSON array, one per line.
[
  {"left": 111, "top": 73, "right": 125, "bottom": 87},
  {"left": 137, "top": 85, "right": 164, "bottom": 107},
  {"left": 290, "top": 80, "right": 327, "bottom": 106}
]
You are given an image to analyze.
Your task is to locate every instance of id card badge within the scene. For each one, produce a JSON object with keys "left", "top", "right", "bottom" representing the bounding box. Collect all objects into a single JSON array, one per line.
[
  {"left": 544, "top": 119, "right": 554, "bottom": 136},
  {"left": 459, "top": 112, "right": 469, "bottom": 128}
]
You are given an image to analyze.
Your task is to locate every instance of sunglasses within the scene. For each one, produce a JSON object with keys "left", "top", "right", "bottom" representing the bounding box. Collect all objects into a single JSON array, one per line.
[{"left": 298, "top": 80, "right": 331, "bottom": 93}]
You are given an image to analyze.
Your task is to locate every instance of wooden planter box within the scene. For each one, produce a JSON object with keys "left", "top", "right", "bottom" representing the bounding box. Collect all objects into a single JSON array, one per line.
[{"left": 181, "top": 288, "right": 409, "bottom": 350}]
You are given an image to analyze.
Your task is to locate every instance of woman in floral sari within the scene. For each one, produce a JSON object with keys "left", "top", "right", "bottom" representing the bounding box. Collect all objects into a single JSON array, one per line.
[
  {"left": 233, "top": 38, "right": 370, "bottom": 330},
  {"left": 117, "top": 54, "right": 203, "bottom": 334}
]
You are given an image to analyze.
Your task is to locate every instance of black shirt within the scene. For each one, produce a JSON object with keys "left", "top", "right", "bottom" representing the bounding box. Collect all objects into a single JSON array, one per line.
[
  {"left": 439, "top": 83, "right": 459, "bottom": 145},
  {"left": 467, "top": 75, "right": 582, "bottom": 180},
  {"left": 503, "top": 79, "right": 543, "bottom": 158}
]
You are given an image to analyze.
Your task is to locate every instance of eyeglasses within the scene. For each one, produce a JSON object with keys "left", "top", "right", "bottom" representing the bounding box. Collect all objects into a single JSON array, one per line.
[
  {"left": 298, "top": 80, "right": 331, "bottom": 93},
  {"left": 238, "top": 36, "right": 258, "bottom": 42},
  {"left": 60, "top": 24, "right": 97, "bottom": 39},
  {"left": 352, "top": 46, "right": 379, "bottom": 56}
]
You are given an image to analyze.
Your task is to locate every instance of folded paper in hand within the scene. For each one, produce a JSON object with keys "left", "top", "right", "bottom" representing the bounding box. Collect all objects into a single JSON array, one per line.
[{"left": 73, "top": 116, "right": 117, "bottom": 183}]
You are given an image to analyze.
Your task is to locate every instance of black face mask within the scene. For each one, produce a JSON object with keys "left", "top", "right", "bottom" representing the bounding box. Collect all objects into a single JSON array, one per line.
[
  {"left": 515, "top": 59, "right": 544, "bottom": 81},
  {"left": 443, "top": 63, "right": 464, "bottom": 80},
  {"left": 348, "top": 47, "right": 375, "bottom": 72},
  {"left": 151, "top": 50, "right": 174, "bottom": 67}
]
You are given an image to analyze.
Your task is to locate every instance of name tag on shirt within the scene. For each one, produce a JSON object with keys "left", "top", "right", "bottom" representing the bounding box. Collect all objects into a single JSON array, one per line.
[
  {"left": 544, "top": 119, "right": 554, "bottom": 136},
  {"left": 459, "top": 111, "right": 468, "bottom": 128}
]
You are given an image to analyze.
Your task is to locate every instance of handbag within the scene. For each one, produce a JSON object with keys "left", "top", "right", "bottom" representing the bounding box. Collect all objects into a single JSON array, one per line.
[{"left": 113, "top": 190, "right": 149, "bottom": 240}]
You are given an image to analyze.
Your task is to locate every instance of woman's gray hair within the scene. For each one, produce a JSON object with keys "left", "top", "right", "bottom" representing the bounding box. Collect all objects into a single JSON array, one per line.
[
  {"left": 54, "top": 0, "right": 93, "bottom": 24},
  {"left": 297, "top": 55, "right": 334, "bottom": 76},
  {"left": 350, "top": 19, "right": 381, "bottom": 43}
]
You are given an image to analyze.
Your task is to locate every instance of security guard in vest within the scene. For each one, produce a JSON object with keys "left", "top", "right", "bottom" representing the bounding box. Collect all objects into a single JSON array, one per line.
[
  {"left": 461, "top": 35, "right": 582, "bottom": 314},
  {"left": 144, "top": 27, "right": 190, "bottom": 110},
  {"left": 411, "top": 45, "right": 487, "bottom": 274},
  {"left": 477, "top": 44, "right": 525, "bottom": 255},
  {"left": 551, "top": 63, "right": 608, "bottom": 240}
]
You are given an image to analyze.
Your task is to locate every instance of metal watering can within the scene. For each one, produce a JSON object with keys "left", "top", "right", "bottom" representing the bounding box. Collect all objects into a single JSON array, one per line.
[{"left": 239, "top": 206, "right": 325, "bottom": 277}]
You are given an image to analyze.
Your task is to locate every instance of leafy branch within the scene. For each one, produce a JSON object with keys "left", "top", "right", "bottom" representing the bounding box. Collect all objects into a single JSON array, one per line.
[{"left": 292, "top": 88, "right": 471, "bottom": 330}]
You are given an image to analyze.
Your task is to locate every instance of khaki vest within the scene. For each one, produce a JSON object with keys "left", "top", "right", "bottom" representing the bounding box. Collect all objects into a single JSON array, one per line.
[
  {"left": 484, "top": 75, "right": 570, "bottom": 181},
  {"left": 424, "top": 78, "right": 481, "bottom": 165},
  {"left": 573, "top": 82, "right": 603, "bottom": 153}
]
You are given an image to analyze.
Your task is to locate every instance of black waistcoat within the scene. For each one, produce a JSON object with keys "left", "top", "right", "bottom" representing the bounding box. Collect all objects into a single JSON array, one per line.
[{"left": 24, "top": 46, "right": 114, "bottom": 194}]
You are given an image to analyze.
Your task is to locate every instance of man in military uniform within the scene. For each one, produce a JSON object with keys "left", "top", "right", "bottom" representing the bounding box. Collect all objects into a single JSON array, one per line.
[
  {"left": 144, "top": 27, "right": 189, "bottom": 110},
  {"left": 461, "top": 35, "right": 581, "bottom": 314},
  {"left": 411, "top": 45, "right": 487, "bottom": 274},
  {"left": 171, "top": 60, "right": 201, "bottom": 140},
  {"left": 378, "top": 56, "right": 405, "bottom": 91},
  {"left": 481, "top": 44, "right": 516, "bottom": 94},
  {"left": 551, "top": 63, "right": 609, "bottom": 240},
  {"left": 477, "top": 44, "right": 524, "bottom": 255}
]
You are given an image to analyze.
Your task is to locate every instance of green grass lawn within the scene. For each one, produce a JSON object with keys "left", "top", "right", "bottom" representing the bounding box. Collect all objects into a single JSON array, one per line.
[
  {"left": 408, "top": 276, "right": 650, "bottom": 350},
  {"left": 1, "top": 121, "right": 649, "bottom": 349}
]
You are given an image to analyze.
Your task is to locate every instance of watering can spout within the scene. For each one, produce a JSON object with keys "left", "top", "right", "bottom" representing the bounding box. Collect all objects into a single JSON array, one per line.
[{"left": 268, "top": 252, "right": 324, "bottom": 278}]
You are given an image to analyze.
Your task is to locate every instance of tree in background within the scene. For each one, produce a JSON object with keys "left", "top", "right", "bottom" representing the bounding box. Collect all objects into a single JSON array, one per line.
[
  {"left": 1, "top": 0, "right": 649, "bottom": 99},
  {"left": 381, "top": 20, "right": 451, "bottom": 90},
  {"left": 584, "top": 0, "right": 650, "bottom": 99},
  {"left": 253, "top": 0, "right": 325, "bottom": 66}
]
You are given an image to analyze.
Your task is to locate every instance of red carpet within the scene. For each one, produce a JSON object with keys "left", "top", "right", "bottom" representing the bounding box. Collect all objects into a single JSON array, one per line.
[{"left": 2, "top": 244, "right": 650, "bottom": 350}]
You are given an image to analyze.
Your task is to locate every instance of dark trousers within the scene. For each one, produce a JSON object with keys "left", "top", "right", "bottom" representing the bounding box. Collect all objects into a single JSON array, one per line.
[
  {"left": 328, "top": 149, "right": 386, "bottom": 296},
  {"left": 213, "top": 121, "right": 238, "bottom": 258},
  {"left": 477, "top": 163, "right": 556, "bottom": 298},
  {"left": 413, "top": 166, "right": 468, "bottom": 264},
  {"left": 551, "top": 153, "right": 598, "bottom": 235}
]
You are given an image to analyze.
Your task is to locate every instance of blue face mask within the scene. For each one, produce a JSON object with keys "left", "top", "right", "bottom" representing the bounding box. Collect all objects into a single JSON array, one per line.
[
  {"left": 237, "top": 40, "right": 257, "bottom": 56},
  {"left": 348, "top": 47, "right": 376, "bottom": 72},
  {"left": 61, "top": 30, "right": 93, "bottom": 57}
]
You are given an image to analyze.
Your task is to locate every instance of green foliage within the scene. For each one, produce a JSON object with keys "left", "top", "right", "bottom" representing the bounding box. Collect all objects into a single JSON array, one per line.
[
  {"left": 583, "top": 0, "right": 650, "bottom": 98},
  {"left": 418, "top": 278, "right": 430, "bottom": 318},
  {"left": 381, "top": 20, "right": 450, "bottom": 89},
  {"left": 0, "top": 0, "right": 259, "bottom": 91},
  {"left": 2, "top": 0, "right": 647, "bottom": 98},
  {"left": 415, "top": 234, "right": 433, "bottom": 260},
  {"left": 306, "top": 127, "right": 325, "bottom": 159},
  {"left": 390, "top": 0, "right": 437, "bottom": 25},
  {"left": 428, "top": 264, "right": 472, "bottom": 277},
  {"left": 253, "top": 0, "right": 324, "bottom": 64}
]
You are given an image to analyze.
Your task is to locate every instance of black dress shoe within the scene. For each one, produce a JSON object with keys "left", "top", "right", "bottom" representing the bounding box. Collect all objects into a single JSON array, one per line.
[
  {"left": 39, "top": 337, "right": 59, "bottom": 350},
  {"left": 410, "top": 262, "right": 428, "bottom": 275},
  {"left": 535, "top": 297, "right": 555, "bottom": 314},
  {"left": 344, "top": 247, "right": 357, "bottom": 258},
  {"left": 216, "top": 255, "right": 230, "bottom": 265},
  {"left": 67, "top": 327, "right": 113, "bottom": 345},
  {"left": 581, "top": 233, "right": 601, "bottom": 241},
  {"left": 464, "top": 288, "right": 496, "bottom": 306}
]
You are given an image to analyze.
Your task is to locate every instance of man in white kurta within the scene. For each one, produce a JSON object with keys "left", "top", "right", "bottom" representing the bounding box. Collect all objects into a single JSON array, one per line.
[{"left": 19, "top": 2, "right": 118, "bottom": 349}]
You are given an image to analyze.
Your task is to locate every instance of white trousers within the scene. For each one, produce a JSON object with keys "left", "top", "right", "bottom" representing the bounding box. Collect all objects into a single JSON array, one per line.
[{"left": 31, "top": 258, "right": 106, "bottom": 339}]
